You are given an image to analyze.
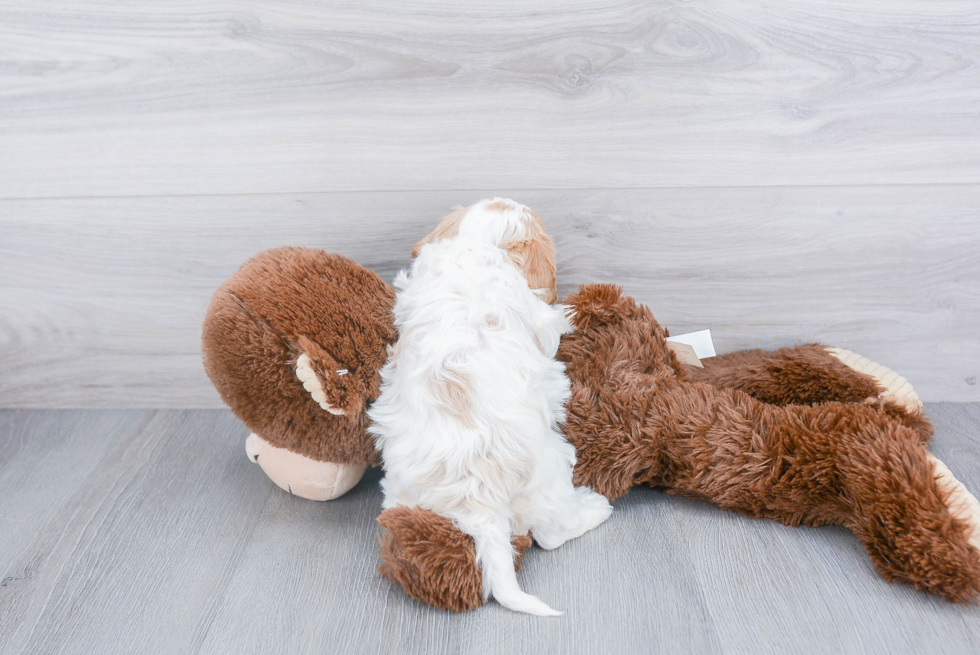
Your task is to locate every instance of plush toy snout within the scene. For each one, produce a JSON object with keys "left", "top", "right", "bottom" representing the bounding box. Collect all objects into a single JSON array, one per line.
[{"left": 244, "top": 432, "right": 367, "bottom": 501}]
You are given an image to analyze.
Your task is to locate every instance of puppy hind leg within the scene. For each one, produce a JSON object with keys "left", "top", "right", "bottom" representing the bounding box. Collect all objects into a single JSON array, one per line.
[
  {"left": 576, "top": 486, "right": 614, "bottom": 532},
  {"left": 464, "top": 517, "right": 561, "bottom": 616},
  {"left": 529, "top": 485, "right": 612, "bottom": 551}
]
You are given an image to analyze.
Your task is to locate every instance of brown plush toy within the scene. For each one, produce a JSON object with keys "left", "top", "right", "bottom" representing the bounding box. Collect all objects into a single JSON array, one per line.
[
  {"left": 203, "top": 247, "right": 392, "bottom": 500},
  {"left": 202, "top": 248, "right": 980, "bottom": 611}
]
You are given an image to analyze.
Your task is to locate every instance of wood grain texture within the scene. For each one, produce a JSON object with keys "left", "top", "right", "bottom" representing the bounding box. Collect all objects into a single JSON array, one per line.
[
  {"left": 1, "top": 1, "right": 979, "bottom": 198},
  {"left": 2, "top": 186, "right": 978, "bottom": 407},
  {"left": 1, "top": 407, "right": 978, "bottom": 654},
  {"left": 0, "top": 410, "right": 272, "bottom": 655}
]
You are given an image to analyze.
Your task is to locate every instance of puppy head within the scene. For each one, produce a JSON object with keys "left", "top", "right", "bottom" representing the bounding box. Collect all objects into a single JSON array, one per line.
[{"left": 412, "top": 199, "right": 558, "bottom": 305}]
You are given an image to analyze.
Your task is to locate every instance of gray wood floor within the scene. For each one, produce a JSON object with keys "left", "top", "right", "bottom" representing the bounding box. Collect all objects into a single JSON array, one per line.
[{"left": 2, "top": 405, "right": 980, "bottom": 655}]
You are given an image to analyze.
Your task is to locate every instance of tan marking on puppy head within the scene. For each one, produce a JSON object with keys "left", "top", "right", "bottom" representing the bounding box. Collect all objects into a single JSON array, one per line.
[
  {"left": 412, "top": 205, "right": 469, "bottom": 258},
  {"left": 485, "top": 200, "right": 514, "bottom": 212},
  {"left": 412, "top": 201, "right": 558, "bottom": 304},
  {"left": 500, "top": 210, "right": 558, "bottom": 305}
]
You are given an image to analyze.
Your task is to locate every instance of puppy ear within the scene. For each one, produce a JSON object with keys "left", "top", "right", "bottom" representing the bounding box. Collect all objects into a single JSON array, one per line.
[
  {"left": 412, "top": 206, "right": 469, "bottom": 258},
  {"left": 501, "top": 212, "right": 558, "bottom": 305}
]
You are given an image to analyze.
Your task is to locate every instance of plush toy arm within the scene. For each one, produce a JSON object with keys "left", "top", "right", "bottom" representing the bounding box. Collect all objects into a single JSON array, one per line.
[{"left": 376, "top": 506, "right": 532, "bottom": 611}]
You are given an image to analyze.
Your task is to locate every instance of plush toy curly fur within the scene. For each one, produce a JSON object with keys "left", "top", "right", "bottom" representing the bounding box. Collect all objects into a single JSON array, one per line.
[{"left": 202, "top": 247, "right": 980, "bottom": 610}]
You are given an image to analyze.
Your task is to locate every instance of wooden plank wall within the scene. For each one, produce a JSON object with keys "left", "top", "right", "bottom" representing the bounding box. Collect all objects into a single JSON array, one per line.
[{"left": 1, "top": 1, "right": 978, "bottom": 406}]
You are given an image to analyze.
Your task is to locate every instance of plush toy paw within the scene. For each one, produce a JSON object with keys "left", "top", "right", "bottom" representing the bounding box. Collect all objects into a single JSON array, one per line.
[
  {"left": 296, "top": 354, "right": 344, "bottom": 415},
  {"left": 244, "top": 433, "right": 366, "bottom": 500},
  {"left": 826, "top": 347, "right": 922, "bottom": 415},
  {"left": 929, "top": 454, "right": 980, "bottom": 552}
]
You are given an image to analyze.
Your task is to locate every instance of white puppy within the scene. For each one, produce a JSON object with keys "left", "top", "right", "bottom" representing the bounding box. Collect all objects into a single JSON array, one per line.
[{"left": 369, "top": 198, "right": 612, "bottom": 616}]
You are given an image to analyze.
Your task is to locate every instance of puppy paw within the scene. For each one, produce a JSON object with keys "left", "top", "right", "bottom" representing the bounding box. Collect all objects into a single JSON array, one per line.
[
  {"left": 579, "top": 490, "right": 614, "bottom": 533},
  {"left": 296, "top": 354, "right": 344, "bottom": 415},
  {"left": 533, "top": 489, "right": 612, "bottom": 550}
]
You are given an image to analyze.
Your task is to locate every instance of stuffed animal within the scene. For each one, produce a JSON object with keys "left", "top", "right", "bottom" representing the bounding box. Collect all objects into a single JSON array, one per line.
[
  {"left": 202, "top": 247, "right": 980, "bottom": 611},
  {"left": 202, "top": 247, "right": 391, "bottom": 500}
]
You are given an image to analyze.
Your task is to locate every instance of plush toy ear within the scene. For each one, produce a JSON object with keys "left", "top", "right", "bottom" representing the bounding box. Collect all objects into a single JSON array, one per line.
[
  {"left": 562, "top": 283, "right": 631, "bottom": 330},
  {"left": 295, "top": 335, "right": 368, "bottom": 416},
  {"left": 411, "top": 205, "right": 469, "bottom": 258},
  {"left": 500, "top": 211, "right": 558, "bottom": 305}
]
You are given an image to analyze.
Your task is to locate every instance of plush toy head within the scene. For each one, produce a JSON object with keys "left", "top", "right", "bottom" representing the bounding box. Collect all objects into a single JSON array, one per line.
[{"left": 202, "top": 246, "right": 395, "bottom": 499}]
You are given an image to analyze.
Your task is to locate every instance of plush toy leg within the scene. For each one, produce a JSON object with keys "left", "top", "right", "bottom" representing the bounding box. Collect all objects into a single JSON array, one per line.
[
  {"left": 244, "top": 433, "right": 366, "bottom": 501},
  {"left": 928, "top": 454, "right": 980, "bottom": 551},
  {"left": 845, "top": 444, "right": 980, "bottom": 602},
  {"left": 689, "top": 344, "right": 932, "bottom": 441},
  {"left": 824, "top": 347, "right": 922, "bottom": 413},
  {"left": 555, "top": 285, "right": 980, "bottom": 602},
  {"left": 640, "top": 383, "right": 980, "bottom": 602},
  {"left": 689, "top": 344, "right": 910, "bottom": 407},
  {"left": 376, "top": 506, "right": 532, "bottom": 611}
]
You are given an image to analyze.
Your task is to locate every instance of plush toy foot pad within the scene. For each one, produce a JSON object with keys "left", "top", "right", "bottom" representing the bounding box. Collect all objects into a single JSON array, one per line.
[
  {"left": 930, "top": 454, "right": 980, "bottom": 551},
  {"left": 826, "top": 347, "right": 922, "bottom": 414}
]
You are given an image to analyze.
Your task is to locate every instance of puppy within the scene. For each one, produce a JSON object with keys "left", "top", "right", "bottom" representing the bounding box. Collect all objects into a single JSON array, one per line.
[{"left": 369, "top": 198, "right": 612, "bottom": 616}]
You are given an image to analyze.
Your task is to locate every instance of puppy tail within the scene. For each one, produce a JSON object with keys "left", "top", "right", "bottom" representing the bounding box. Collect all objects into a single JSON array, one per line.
[{"left": 472, "top": 523, "right": 562, "bottom": 617}]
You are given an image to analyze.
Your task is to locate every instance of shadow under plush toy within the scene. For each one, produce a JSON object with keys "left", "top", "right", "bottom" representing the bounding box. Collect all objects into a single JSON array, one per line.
[{"left": 202, "top": 218, "right": 980, "bottom": 611}]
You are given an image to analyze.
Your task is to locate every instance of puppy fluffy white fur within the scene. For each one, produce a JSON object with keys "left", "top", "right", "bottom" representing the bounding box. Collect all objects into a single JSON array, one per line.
[{"left": 369, "top": 198, "right": 612, "bottom": 616}]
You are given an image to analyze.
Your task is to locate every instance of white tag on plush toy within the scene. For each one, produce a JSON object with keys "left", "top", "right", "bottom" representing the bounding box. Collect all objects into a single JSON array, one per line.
[
  {"left": 336, "top": 369, "right": 348, "bottom": 376},
  {"left": 666, "top": 341, "right": 703, "bottom": 367},
  {"left": 666, "top": 329, "right": 716, "bottom": 367},
  {"left": 666, "top": 329, "right": 716, "bottom": 359}
]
